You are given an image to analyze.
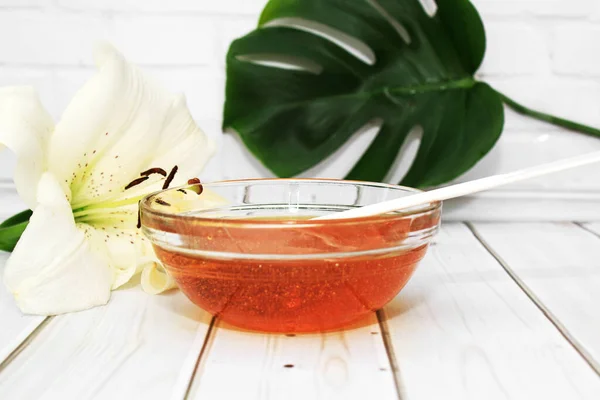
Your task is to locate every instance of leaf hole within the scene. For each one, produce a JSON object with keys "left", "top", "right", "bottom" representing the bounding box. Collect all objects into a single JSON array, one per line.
[
  {"left": 264, "top": 17, "right": 376, "bottom": 66},
  {"left": 296, "top": 119, "right": 382, "bottom": 179},
  {"left": 236, "top": 54, "right": 323, "bottom": 75},
  {"left": 384, "top": 125, "right": 423, "bottom": 184},
  {"left": 368, "top": 0, "right": 412, "bottom": 44},
  {"left": 418, "top": 0, "right": 438, "bottom": 17}
]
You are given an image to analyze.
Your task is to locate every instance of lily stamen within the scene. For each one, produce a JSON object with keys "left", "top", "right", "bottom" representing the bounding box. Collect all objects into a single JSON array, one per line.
[
  {"left": 162, "top": 166, "right": 178, "bottom": 190},
  {"left": 137, "top": 201, "right": 142, "bottom": 229},
  {"left": 187, "top": 178, "right": 204, "bottom": 195},
  {"left": 141, "top": 167, "right": 167, "bottom": 177},
  {"left": 124, "top": 176, "right": 149, "bottom": 190}
]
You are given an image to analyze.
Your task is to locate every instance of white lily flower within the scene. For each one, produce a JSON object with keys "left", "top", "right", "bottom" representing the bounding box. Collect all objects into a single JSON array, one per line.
[{"left": 0, "top": 43, "right": 215, "bottom": 315}]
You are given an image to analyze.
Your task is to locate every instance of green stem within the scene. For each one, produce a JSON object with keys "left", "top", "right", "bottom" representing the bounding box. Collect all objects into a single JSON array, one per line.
[{"left": 496, "top": 90, "right": 600, "bottom": 138}]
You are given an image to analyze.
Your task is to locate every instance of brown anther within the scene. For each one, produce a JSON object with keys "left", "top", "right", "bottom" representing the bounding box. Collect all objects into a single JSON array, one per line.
[
  {"left": 163, "top": 166, "right": 178, "bottom": 190},
  {"left": 137, "top": 201, "right": 142, "bottom": 229},
  {"left": 141, "top": 167, "right": 167, "bottom": 177},
  {"left": 124, "top": 176, "right": 149, "bottom": 190},
  {"left": 177, "top": 189, "right": 187, "bottom": 194},
  {"left": 187, "top": 178, "right": 204, "bottom": 195},
  {"left": 155, "top": 198, "right": 171, "bottom": 206}
]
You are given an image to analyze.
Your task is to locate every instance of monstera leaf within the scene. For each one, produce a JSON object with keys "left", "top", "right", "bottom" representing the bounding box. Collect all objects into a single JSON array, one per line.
[{"left": 223, "top": 0, "right": 504, "bottom": 187}]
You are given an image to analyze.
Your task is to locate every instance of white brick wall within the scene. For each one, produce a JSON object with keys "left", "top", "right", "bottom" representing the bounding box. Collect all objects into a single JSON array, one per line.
[
  {"left": 473, "top": 0, "right": 592, "bottom": 17},
  {"left": 553, "top": 24, "right": 600, "bottom": 76},
  {"left": 479, "top": 22, "right": 550, "bottom": 76},
  {"left": 0, "top": 0, "right": 599, "bottom": 220},
  {"left": 56, "top": 0, "right": 266, "bottom": 15}
]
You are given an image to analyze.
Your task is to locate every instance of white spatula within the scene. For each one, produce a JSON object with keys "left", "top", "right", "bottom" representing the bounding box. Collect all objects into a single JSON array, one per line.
[{"left": 314, "top": 150, "right": 600, "bottom": 221}]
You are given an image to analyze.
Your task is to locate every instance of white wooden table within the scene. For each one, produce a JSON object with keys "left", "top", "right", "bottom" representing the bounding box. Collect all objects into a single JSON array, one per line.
[{"left": 1, "top": 222, "right": 600, "bottom": 400}]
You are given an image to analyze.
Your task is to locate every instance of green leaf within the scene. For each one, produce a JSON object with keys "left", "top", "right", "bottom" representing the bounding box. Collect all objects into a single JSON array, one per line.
[
  {"left": 223, "top": 0, "right": 504, "bottom": 187},
  {"left": 0, "top": 209, "right": 33, "bottom": 228},
  {"left": 0, "top": 210, "right": 32, "bottom": 252}
]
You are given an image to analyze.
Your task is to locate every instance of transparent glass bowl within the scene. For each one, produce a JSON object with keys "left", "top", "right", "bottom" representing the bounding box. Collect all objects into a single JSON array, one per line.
[{"left": 141, "top": 179, "right": 441, "bottom": 333}]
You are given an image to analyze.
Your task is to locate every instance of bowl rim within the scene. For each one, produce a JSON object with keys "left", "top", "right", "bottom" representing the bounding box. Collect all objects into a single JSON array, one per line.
[{"left": 140, "top": 178, "right": 442, "bottom": 229}]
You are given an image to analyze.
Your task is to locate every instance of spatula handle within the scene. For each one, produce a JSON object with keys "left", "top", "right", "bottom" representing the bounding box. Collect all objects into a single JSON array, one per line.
[{"left": 315, "top": 151, "right": 600, "bottom": 221}]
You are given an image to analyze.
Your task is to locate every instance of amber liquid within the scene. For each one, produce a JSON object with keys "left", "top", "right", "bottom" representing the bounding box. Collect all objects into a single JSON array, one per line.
[{"left": 154, "top": 216, "right": 430, "bottom": 333}]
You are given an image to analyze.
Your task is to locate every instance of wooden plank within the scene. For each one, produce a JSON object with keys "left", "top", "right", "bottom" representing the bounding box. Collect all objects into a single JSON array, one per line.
[
  {"left": 443, "top": 190, "right": 600, "bottom": 222},
  {"left": 471, "top": 222, "right": 600, "bottom": 374},
  {"left": 382, "top": 223, "right": 600, "bottom": 400},
  {"left": 188, "top": 316, "right": 398, "bottom": 400},
  {"left": 0, "top": 252, "right": 46, "bottom": 365},
  {"left": 0, "top": 282, "right": 213, "bottom": 400}
]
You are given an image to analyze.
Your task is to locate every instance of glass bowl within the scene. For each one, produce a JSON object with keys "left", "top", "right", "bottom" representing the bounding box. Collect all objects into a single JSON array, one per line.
[{"left": 140, "top": 179, "right": 441, "bottom": 333}]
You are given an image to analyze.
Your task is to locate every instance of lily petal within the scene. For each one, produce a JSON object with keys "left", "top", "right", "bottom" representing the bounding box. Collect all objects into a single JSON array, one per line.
[
  {"left": 0, "top": 87, "right": 54, "bottom": 208},
  {"left": 121, "top": 95, "right": 216, "bottom": 199},
  {"left": 142, "top": 95, "right": 216, "bottom": 186},
  {"left": 80, "top": 219, "right": 156, "bottom": 289},
  {"left": 47, "top": 43, "right": 172, "bottom": 204},
  {"left": 141, "top": 263, "right": 177, "bottom": 295},
  {"left": 47, "top": 43, "right": 213, "bottom": 208},
  {"left": 3, "top": 173, "right": 112, "bottom": 315}
]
